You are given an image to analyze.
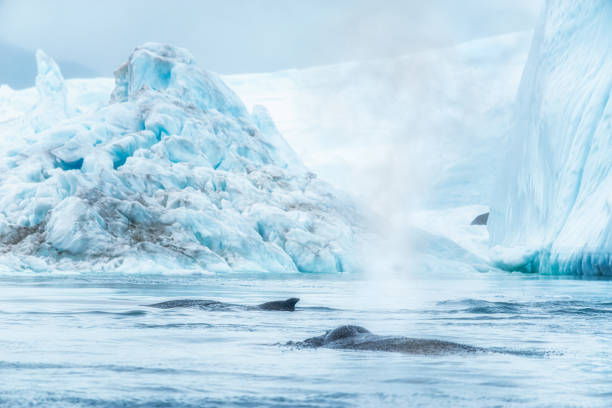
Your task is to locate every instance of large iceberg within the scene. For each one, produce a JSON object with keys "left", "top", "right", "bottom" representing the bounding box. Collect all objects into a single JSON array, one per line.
[
  {"left": 0, "top": 43, "right": 362, "bottom": 274},
  {"left": 489, "top": 0, "right": 612, "bottom": 275}
]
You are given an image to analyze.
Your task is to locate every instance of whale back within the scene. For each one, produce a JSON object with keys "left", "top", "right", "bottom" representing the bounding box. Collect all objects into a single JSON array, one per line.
[
  {"left": 324, "top": 325, "right": 370, "bottom": 343},
  {"left": 257, "top": 297, "right": 300, "bottom": 311},
  {"left": 147, "top": 299, "right": 221, "bottom": 309}
]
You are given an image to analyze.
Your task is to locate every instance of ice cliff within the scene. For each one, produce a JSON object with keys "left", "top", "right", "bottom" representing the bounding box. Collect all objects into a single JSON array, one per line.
[
  {"left": 0, "top": 43, "right": 362, "bottom": 274},
  {"left": 489, "top": 0, "right": 612, "bottom": 275}
]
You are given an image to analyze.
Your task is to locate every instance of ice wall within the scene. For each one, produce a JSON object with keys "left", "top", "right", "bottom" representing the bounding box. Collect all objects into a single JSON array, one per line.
[
  {"left": 0, "top": 43, "right": 362, "bottom": 274},
  {"left": 489, "top": 0, "right": 612, "bottom": 275}
]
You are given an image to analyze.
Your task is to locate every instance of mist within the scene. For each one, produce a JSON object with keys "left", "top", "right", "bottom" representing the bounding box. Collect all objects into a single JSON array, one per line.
[{"left": 225, "top": 28, "right": 534, "bottom": 288}]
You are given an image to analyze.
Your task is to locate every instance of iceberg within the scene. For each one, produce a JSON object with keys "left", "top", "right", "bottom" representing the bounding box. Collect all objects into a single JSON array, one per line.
[
  {"left": 489, "top": 0, "right": 612, "bottom": 275},
  {"left": 0, "top": 43, "right": 362, "bottom": 274}
]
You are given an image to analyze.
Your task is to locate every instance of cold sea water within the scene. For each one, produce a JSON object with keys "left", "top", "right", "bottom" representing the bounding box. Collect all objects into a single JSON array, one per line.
[{"left": 1, "top": 267, "right": 611, "bottom": 408}]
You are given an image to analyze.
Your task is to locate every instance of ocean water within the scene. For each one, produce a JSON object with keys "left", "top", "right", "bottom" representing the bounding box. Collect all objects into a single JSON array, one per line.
[{"left": 1, "top": 268, "right": 611, "bottom": 407}]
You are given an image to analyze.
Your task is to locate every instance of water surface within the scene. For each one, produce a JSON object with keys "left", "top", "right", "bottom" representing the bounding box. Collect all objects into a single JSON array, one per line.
[{"left": 1, "top": 270, "right": 611, "bottom": 407}]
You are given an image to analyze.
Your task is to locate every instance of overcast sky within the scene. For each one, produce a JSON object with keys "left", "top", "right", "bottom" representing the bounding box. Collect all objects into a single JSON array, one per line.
[{"left": 0, "top": 0, "right": 542, "bottom": 76}]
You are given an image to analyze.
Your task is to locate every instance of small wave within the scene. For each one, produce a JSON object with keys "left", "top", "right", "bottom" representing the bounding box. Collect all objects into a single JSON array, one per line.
[
  {"left": 436, "top": 298, "right": 612, "bottom": 317},
  {"left": 299, "top": 306, "right": 341, "bottom": 312},
  {"left": 90, "top": 310, "right": 148, "bottom": 317},
  {"left": 0, "top": 392, "right": 357, "bottom": 408},
  {"left": 462, "top": 305, "right": 521, "bottom": 314},
  {"left": 92, "top": 364, "right": 202, "bottom": 375},
  {"left": 0, "top": 361, "right": 66, "bottom": 370},
  {"left": 488, "top": 347, "right": 562, "bottom": 358},
  {"left": 478, "top": 380, "right": 519, "bottom": 388},
  {"left": 437, "top": 299, "right": 519, "bottom": 308},
  {"left": 134, "top": 322, "right": 214, "bottom": 329},
  {"left": 430, "top": 315, "right": 531, "bottom": 321},
  {"left": 384, "top": 377, "right": 439, "bottom": 385},
  {"left": 549, "top": 307, "right": 612, "bottom": 315},
  {"left": 0, "top": 360, "right": 201, "bottom": 375},
  {"left": 437, "top": 299, "right": 522, "bottom": 314},
  {"left": 19, "top": 310, "right": 148, "bottom": 318}
]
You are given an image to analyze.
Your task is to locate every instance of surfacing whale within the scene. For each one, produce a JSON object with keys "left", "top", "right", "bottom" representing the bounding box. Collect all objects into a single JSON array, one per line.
[
  {"left": 147, "top": 297, "right": 300, "bottom": 312},
  {"left": 289, "top": 325, "right": 481, "bottom": 354},
  {"left": 470, "top": 212, "right": 489, "bottom": 225}
]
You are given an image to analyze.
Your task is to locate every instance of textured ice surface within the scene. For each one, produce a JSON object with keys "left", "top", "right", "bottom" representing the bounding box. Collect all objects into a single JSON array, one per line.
[
  {"left": 0, "top": 43, "right": 362, "bottom": 274},
  {"left": 489, "top": 0, "right": 612, "bottom": 275}
]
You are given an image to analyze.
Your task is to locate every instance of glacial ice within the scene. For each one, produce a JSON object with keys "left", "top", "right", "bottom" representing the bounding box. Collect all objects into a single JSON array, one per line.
[
  {"left": 7, "top": 24, "right": 604, "bottom": 277},
  {"left": 0, "top": 43, "right": 362, "bottom": 274},
  {"left": 223, "top": 32, "right": 531, "bottom": 211},
  {"left": 489, "top": 0, "right": 612, "bottom": 275}
]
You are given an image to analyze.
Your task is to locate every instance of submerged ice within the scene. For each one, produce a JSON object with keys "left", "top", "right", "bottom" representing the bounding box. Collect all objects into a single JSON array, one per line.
[
  {"left": 0, "top": 43, "right": 362, "bottom": 274},
  {"left": 489, "top": 0, "right": 612, "bottom": 275}
]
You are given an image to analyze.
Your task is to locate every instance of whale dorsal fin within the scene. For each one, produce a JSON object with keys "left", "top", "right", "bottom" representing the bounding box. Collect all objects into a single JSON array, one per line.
[{"left": 257, "top": 297, "right": 300, "bottom": 311}]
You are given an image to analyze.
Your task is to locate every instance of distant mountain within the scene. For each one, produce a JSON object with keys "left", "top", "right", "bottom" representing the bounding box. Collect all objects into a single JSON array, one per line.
[{"left": 1, "top": 41, "right": 97, "bottom": 89}]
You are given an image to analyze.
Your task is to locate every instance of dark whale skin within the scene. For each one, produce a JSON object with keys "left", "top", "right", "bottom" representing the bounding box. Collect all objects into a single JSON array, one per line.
[
  {"left": 147, "top": 298, "right": 300, "bottom": 311},
  {"left": 257, "top": 298, "right": 300, "bottom": 311},
  {"left": 293, "top": 325, "right": 481, "bottom": 355},
  {"left": 470, "top": 212, "right": 489, "bottom": 225}
]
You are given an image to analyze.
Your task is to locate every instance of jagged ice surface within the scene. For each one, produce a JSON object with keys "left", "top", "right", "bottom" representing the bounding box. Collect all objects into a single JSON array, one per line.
[
  {"left": 489, "top": 0, "right": 612, "bottom": 275},
  {"left": 0, "top": 43, "right": 362, "bottom": 274}
]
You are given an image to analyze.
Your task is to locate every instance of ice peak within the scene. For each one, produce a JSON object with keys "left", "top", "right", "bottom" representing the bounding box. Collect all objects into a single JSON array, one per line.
[
  {"left": 251, "top": 105, "right": 278, "bottom": 135},
  {"left": 251, "top": 105, "right": 304, "bottom": 169},
  {"left": 29, "top": 49, "right": 69, "bottom": 132},
  {"left": 35, "top": 49, "right": 67, "bottom": 106},
  {"left": 111, "top": 42, "right": 247, "bottom": 117},
  {"left": 110, "top": 43, "right": 194, "bottom": 102},
  {"left": 135, "top": 42, "right": 196, "bottom": 65}
]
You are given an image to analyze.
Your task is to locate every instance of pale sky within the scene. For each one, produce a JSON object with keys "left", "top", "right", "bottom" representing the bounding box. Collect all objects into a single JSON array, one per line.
[{"left": 0, "top": 0, "right": 543, "bottom": 77}]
